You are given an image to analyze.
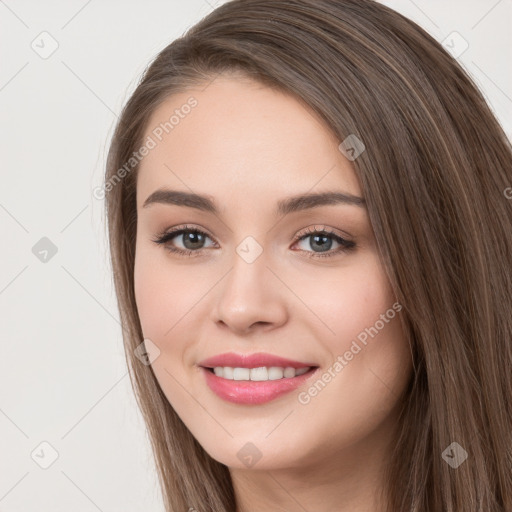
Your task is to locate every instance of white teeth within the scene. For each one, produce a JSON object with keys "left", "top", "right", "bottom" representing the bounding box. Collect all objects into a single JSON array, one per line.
[
  {"left": 250, "top": 367, "right": 268, "bottom": 381},
  {"left": 268, "top": 367, "right": 284, "bottom": 380},
  {"left": 233, "top": 368, "right": 250, "bottom": 381},
  {"left": 211, "top": 366, "right": 312, "bottom": 381},
  {"left": 283, "top": 367, "right": 295, "bottom": 378}
]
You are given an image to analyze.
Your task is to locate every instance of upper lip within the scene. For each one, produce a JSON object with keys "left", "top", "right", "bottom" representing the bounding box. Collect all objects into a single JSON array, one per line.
[{"left": 199, "top": 352, "right": 317, "bottom": 369}]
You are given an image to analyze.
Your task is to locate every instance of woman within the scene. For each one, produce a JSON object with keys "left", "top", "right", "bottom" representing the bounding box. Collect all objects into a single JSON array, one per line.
[{"left": 103, "top": 0, "right": 512, "bottom": 510}]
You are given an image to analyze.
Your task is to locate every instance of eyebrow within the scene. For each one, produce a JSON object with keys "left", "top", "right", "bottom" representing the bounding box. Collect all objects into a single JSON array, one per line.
[{"left": 142, "top": 188, "right": 366, "bottom": 215}]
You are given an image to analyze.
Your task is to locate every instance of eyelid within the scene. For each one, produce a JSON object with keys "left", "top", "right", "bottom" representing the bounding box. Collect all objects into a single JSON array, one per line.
[
  {"left": 295, "top": 224, "right": 353, "bottom": 241},
  {"left": 152, "top": 224, "right": 217, "bottom": 247},
  {"left": 154, "top": 224, "right": 351, "bottom": 243}
]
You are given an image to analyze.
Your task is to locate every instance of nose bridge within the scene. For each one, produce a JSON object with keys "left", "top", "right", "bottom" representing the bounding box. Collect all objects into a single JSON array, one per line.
[
  {"left": 221, "top": 238, "right": 271, "bottom": 307},
  {"left": 213, "top": 236, "right": 287, "bottom": 333}
]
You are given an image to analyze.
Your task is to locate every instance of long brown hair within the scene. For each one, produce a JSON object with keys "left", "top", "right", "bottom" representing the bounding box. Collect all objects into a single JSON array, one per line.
[{"left": 104, "top": 1, "right": 512, "bottom": 510}]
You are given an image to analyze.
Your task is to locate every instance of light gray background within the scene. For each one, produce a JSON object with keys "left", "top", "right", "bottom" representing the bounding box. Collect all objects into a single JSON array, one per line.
[{"left": 1, "top": 1, "right": 511, "bottom": 510}]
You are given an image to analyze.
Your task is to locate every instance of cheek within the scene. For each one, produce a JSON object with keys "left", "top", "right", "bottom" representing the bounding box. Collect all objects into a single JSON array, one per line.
[
  {"left": 296, "top": 252, "right": 397, "bottom": 345},
  {"left": 292, "top": 266, "right": 410, "bottom": 464},
  {"left": 304, "top": 255, "right": 410, "bottom": 417},
  {"left": 133, "top": 245, "right": 189, "bottom": 340}
]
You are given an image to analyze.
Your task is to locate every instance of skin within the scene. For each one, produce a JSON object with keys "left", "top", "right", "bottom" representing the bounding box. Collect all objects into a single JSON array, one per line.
[{"left": 134, "top": 74, "right": 413, "bottom": 512}]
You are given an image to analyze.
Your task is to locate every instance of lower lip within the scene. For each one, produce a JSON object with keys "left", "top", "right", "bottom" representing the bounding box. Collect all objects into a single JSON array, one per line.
[{"left": 201, "top": 367, "right": 318, "bottom": 405}]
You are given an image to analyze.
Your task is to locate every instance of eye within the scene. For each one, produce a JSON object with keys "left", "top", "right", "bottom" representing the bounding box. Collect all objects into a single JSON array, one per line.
[
  {"left": 152, "top": 225, "right": 216, "bottom": 257},
  {"left": 152, "top": 224, "right": 356, "bottom": 259},
  {"left": 292, "top": 225, "right": 356, "bottom": 258}
]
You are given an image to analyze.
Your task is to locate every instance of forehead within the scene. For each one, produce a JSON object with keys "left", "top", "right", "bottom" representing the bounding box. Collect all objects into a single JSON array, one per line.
[{"left": 136, "top": 76, "right": 362, "bottom": 210}]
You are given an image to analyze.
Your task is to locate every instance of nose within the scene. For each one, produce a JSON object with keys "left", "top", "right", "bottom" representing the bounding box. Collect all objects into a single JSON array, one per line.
[{"left": 211, "top": 251, "right": 288, "bottom": 336}]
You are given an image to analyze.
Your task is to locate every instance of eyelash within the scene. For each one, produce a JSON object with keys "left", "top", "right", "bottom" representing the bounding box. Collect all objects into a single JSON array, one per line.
[{"left": 152, "top": 224, "right": 356, "bottom": 259}]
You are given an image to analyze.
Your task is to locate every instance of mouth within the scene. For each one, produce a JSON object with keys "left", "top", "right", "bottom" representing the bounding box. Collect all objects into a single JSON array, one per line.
[{"left": 200, "top": 364, "right": 319, "bottom": 405}]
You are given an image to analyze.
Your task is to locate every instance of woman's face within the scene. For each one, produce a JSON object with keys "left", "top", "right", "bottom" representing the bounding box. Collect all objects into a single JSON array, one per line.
[{"left": 134, "top": 75, "right": 412, "bottom": 472}]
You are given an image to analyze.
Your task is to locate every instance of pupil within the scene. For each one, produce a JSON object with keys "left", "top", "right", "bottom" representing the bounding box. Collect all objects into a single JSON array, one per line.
[
  {"left": 184, "top": 232, "right": 204, "bottom": 249},
  {"left": 311, "top": 234, "right": 332, "bottom": 252}
]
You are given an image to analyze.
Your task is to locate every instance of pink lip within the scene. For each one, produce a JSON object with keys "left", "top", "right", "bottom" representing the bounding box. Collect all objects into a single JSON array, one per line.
[
  {"left": 199, "top": 352, "right": 316, "bottom": 369},
  {"left": 201, "top": 367, "right": 318, "bottom": 405},
  {"left": 198, "top": 352, "right": 319, "bottom": 405}
]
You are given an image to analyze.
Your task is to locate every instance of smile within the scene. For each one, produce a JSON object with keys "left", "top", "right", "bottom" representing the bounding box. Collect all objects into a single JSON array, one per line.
[{"left": 200, "top": 365, "right": 318, "bottom": 405}]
